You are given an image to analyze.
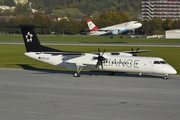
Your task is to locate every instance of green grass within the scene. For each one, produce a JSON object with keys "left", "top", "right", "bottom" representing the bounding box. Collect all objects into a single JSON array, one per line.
[
  {"left": 0, "top": 44, "right": 180, "bottom": 74},
  {"left": 0, "top": 44, "right": 59, "bottom": 70}
]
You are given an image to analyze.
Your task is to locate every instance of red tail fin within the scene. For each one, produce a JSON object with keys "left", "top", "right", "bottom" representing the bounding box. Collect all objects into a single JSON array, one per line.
[{"left": 86, "top": 19, "right": 99, "bottom": 31}]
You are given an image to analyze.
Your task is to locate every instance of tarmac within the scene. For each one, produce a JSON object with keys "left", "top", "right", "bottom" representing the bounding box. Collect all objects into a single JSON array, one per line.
[{"left": 0, "top": 68, "right": 180, "bottom": 120}]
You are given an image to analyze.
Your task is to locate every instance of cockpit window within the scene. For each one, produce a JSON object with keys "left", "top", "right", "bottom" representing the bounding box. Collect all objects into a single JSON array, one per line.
[
  {"left": 134, "top": 22, "right": 139, "bottom": 24},
  {"left": 160, "top": 61, "right": 166, "bottom": 64},
  {"left": 153, "top": 61, "right": 166, "bottom": 64}
]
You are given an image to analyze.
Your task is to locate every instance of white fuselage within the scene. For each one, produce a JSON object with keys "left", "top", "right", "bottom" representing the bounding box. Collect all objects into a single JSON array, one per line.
[
  {"left": 89, "top": 21, "right": 142, "bottom": 36},
  {"left": 25, "top": 52, "right": 177, "bottom": 75}
]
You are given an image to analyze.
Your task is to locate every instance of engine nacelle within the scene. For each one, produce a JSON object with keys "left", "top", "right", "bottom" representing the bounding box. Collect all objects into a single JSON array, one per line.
[
  {"left": 127, "top": 30, "right": 133, "bottom": 34},
  {"left": 111, "top": 29, "right": 134, "bottom": 35},
  {"left": 111, "top": 29, "right": 120, "bottom": 35}
]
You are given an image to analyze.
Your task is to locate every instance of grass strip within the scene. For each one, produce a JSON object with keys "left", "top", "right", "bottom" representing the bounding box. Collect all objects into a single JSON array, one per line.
[{"left": 0, "top": 44, "right": 179, "bottom": 74}]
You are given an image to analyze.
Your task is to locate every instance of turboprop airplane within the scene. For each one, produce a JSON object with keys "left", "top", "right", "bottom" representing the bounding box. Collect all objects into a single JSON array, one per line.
[
  {"left": 15, "top": 25, "right": 176, "bottom": 79},
  {"left": 86, "top": 19, "right": 142, "bottom": 38}
]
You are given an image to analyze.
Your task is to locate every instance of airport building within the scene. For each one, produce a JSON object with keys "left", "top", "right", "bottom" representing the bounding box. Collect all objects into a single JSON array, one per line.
[
  {"left": 141, "top": 0, "right": 180, "bottom": 20},
  {"left": 165, "top": 29, "right": 180, "bottom": 39}
]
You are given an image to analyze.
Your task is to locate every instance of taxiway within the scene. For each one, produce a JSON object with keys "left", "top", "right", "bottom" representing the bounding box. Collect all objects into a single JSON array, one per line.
[
  {"left": 1, "top": 41, "right": 180, "bottom": 47},
  {"left": 0, "top": 68, "right": 180, "bottom": 120}
]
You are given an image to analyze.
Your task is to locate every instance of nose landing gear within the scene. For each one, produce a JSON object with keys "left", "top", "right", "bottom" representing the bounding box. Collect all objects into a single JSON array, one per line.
[{"left": 164, "top": 74, "right": 170, "bottom": 79}]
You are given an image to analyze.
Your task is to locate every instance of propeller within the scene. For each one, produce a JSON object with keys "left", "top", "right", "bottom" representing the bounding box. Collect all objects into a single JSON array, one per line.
[
  {"left": 131, "top": 47, "right": 139, "bottom": 56},
  {"left": 93, "top": 47, "right": 107, "bottom": 69}
]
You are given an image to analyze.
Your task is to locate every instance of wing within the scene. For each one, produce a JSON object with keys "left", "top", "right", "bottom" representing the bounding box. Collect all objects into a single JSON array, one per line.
[
  {"left": 62, "top": 53, "right": 98, "bottom": 67},
  {"left": 99, "top": 23, "right": 124, "bottom": 31},
  {"left": 123, "top": 49, "right": 151, "bottom": 56},
  {"left": 124, "top": 50, "right": 151, "bottom": 54},
  {"left": 43, "top": 52, "right": 84, "bottom": 56},
  {"left": 98, "top": 24, "right": 126, "bottom": 35}
]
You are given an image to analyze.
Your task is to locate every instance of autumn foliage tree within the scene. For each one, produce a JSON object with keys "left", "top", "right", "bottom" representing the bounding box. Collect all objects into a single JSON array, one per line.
[{"left": 2, "top": 11, "right": 180, "bottom": 35}]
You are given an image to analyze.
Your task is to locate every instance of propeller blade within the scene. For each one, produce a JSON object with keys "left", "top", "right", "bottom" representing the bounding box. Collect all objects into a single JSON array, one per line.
[
  {"left": 134, "top": 47, "right": 140, "bottom": 56},
  {"left": 131, "top": 47, "right": 134, "bottom": 52},
  {"left": 102, "top": 48, "right": 106, "bottom": 56},
  {"left": 98, "top": 47, "right": 100, "bottom": 55},
  {"left": 131, "top": 47, "right": 135, "bottom": 56},
  {"left": 136, "top": 47, "right": 139, "bottom": 52},
  {"left": 131, "top": 47, "right": 140, "bottom": 56},
  {"left": 95, "top": 61, "right": 104, "bottom": 70},
  {"left": 94, "top": 47, "right": 106, "bottom": 70}
]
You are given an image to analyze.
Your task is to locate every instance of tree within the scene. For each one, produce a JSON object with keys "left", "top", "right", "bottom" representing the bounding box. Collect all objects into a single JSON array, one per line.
[
  {"left": 151, "top": 17, "right": 163, "bottom": 34},
  {"left": 13, "top": 4, "right": 32, "bottom": 16},
  {"left": 162, "top": 18, "right": 173, "bottom": 31},
  {"left": 44, "top": 7, "right": 53, "bottom": 15},
  {"left": 66, "top": 19, "right": 81, "bottom": 34},
  {"left": 171, "top": 19, "right": 180, "bottom": 29},
  {"left": 140, "top": 20, "right": 152, "bottom": 35},
  {"left": 16, "top": 14, "right": 31, "bottom": 25},
  {"left": 41, "top": 15, "right": 53, "bottom": 34},
  {"left": 31, "top": 13, "right": 46, "bottom": 33},
  {"left": 4, "top": 0, "right": 16, "bottom": 6},
  {"left": 0, "top": 20, "right": 7, "bottom": 34},
  {"left": 6, "top": 18, "right": 19, "bottom": 34},
  {"left": 29, "top": 0, "right": 45, "bottom": 10},
  {"left": 97, "top": 12, "right": 129, "bottom": 27},
  {"left": 54, "top": 19, "right": 69, "bottom": 35}
]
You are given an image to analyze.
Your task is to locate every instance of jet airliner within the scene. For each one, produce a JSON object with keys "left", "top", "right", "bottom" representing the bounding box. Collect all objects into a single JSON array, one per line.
[
  {"left": 13, "top": 25, "right": 176, "bottom": 79},
  {"left": 86, "top": 19, "right": 142, "bottom": 38}
]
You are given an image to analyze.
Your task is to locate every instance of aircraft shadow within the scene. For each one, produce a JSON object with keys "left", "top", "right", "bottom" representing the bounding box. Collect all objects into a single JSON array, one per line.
[
  {"left": 17, "top": 64, "right": 163, "bottom": 79},
  {"left": 17, "top": 64, "right": 63, "bottom": 73}
]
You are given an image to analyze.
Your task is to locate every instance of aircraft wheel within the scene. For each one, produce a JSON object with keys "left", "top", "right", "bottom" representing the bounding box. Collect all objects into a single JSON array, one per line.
[
  {"left": 164, "top": 75, "right": 169, "bottom": 79},
  {"left": 74, "top": 72, "right": 81, "bottom": 77},
  {"left": 108, "top": 71, "right": 115, "bottom": 76},
  {"left": 110, "top": 35, "right": 113, "bottom": 39},
  {"left": 119, "top": 35, "right": 123, "bottom": 38}
]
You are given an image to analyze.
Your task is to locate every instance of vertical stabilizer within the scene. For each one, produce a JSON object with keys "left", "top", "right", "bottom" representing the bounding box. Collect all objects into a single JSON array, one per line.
[
  {"left": 86, "top": 19, "right": 99, "bottom": 31},
  {"left": 19, "top": 25, "right": 42, "bottom": 52}
]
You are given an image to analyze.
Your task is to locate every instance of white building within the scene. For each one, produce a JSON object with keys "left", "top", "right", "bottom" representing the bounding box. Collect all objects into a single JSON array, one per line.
[
  {"left": 141, "top": 0, "right": 180, "bottom": 21},
  {"left": 0, "top": 6, "right": 15, "bottom": 11},
  {"left": 165, "top": 29, "right": 180, "bottom": 39}
]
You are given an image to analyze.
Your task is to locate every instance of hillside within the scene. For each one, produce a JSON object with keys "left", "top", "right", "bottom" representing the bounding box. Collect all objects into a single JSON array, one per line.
[{"left": 0, "top": 0, "right": 142, "bottom": 18}]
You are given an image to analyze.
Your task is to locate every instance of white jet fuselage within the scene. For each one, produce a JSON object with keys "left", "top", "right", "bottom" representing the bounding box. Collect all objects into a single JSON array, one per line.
[{"left": 88, "top": 21, "right": 142, "bottom": 36}]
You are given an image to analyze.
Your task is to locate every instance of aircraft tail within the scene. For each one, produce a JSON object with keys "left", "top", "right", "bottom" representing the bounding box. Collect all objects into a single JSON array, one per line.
[
  {"left": 20, "top": 25, "right": 42, "bottom": 52},
  {"left": 17, "top": 25, "right": 60, "bottom": 52},
  {"left": 86, "top": 19, "right": 99, "bottom": 31}
]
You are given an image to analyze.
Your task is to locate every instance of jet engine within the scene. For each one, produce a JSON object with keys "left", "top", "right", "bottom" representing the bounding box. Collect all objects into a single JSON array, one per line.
[{"left": 111, "top": 29, "right": 121, "bottom": 35}]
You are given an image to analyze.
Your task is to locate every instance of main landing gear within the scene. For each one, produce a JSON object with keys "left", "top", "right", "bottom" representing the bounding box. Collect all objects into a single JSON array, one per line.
[
  {"left": 108, "top": 71, "right": 115, "bottom": 76},
  {"left": 110, "top": 35, "right": 113, "bottom": 39},
  {"left": 73, "top": 66, "right": 83, "bottom": 77}
]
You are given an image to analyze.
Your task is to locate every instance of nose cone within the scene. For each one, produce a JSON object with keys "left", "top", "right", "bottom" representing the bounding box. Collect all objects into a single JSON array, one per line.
[
  {"left": 137, "top": 23, "right": 142, "bottom": 28},
  {"left": 171, "top": 68, "right": 177, "bottom": 74},
  {"left": 167, "top": 65, "right": 177, "bottom": 74},
  {"left": 131, "top": 22, "right": 142, "bottom": 29}
]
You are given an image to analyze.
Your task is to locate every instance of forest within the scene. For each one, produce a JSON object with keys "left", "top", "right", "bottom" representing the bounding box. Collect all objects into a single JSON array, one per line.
[
  {"left": 0, "top": 0, "right": 180, "bottom": 36},
  {"left": 0, "top": 12, "right": 180, "bottom": 36},
  {"left": 0, "top": 0, "right": 142, "bottom": 17}
]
